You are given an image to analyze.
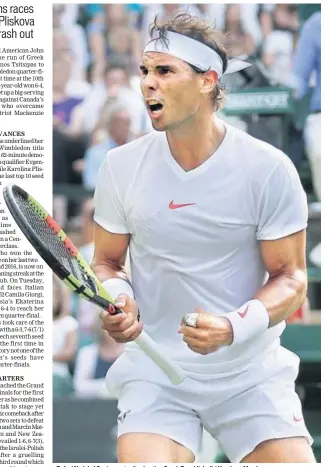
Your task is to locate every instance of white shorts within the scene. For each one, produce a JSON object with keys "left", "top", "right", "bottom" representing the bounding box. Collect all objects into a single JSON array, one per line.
[{"left": 108, "top": 345, "right": 313, "bottom": 462}]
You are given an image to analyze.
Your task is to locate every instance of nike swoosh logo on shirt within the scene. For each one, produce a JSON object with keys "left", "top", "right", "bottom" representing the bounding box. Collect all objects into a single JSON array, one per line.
[
  {"left": 293, "top": 414, "right": 303, "bottom": 422},
  {"left": 238, "top": 305, "right": 249, "bottom": 318},
  {"left": 169, "top": 201, "right": 196, "bottom": 210}
]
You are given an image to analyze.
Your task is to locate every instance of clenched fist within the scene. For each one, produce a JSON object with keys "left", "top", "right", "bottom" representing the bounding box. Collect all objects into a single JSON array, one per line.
[
  {"left": 100, "top": 294, "right": 143, "bottom": 343},
  {"left": 179, "top": 309, "right": 233, "bottom": 355}
]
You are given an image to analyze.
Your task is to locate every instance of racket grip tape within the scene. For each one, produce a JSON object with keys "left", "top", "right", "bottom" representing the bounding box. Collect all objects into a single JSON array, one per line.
[
  {"left": 135, "top": 331, "right": 185, "bottom": 385},
  {"left": 106, "top": 303, "right": 140, "bottom": 321},
  {"left": 107, "top": 303, "right": 122, "bottom": 315},
  {"left": 104, "top": 303, "right": 184, "bottom": 384},
  {"left": 107, "top": 302, "right": 141, "bottom": 322}
]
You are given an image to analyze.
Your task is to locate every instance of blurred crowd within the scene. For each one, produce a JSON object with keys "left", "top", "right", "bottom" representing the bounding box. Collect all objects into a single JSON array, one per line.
[{"left": 52, "top": 4, "right": 321, "bottom": 399}]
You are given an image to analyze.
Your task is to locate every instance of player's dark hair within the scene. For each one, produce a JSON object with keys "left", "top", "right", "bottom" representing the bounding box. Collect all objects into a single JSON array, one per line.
[{"left": 149, "top": 13, "right": 228, "bottom": 110}]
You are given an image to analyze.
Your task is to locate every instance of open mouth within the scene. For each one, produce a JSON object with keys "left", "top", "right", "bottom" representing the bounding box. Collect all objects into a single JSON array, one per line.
[
  {"left": 149, "top": 103, "right": 163, "bottom": 112},
  {"left": 147, "top": 101, "right": 164, "bottom": 117}
]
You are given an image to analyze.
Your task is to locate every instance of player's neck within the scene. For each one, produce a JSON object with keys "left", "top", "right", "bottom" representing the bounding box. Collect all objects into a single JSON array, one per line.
[{"left": 166, "top": 116, "right": 226, "bottom": 171}]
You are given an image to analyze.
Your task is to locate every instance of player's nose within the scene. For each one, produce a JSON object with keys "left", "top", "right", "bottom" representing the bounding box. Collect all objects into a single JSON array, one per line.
[{"left": 141, "top": 72, "right": 159, "bottom": 91}]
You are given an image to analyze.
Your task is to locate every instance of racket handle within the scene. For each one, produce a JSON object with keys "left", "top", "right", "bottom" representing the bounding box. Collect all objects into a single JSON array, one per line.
[
  {"left": 135, "top": 331, "right": 185, "bottom": 385},
  {"left": 101, "top": 300, "right": 185, "bottom": 384},
  {"left": 107, "top": 303, "right": 123, "bottom": 315}
]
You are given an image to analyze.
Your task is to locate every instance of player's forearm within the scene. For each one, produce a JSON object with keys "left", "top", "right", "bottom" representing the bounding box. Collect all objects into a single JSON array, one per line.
[
  {"left": 254, "top": 269, "right": 307, "bottom": 327},
  {"left": 91, "top": 257, "right": 129, "bottom": 283},
  {"left": 92, "top": 227, "right": 130, "bottom": 283}
]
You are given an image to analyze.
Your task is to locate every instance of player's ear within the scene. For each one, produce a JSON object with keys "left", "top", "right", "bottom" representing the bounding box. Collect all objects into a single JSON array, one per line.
[{"left": 199, "top": 70, "right": 218, "bottom": 97}]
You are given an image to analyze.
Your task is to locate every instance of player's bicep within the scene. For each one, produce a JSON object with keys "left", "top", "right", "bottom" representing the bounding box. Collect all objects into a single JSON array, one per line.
[
  {"left": 259, "top": 230, "right": 307, "bottom": 279},
  {"left": 92, "top": 222, "right": 130, "bottom": 270}
]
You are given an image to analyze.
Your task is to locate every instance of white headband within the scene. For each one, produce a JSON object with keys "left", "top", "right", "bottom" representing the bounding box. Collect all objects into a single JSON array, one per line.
[{"left": 144, "top": 31, "right": 251, "bottom": 78}]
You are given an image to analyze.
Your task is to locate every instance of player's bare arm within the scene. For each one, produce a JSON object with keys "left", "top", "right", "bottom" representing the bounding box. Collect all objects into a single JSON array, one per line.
[
  {"left": 91, "top": 222, "right": 130, "bottom": 281},
  {"left": 92, "top": 223, "right": 143, "bottom": 343},
  {"left": 254, "top": 229, "right": 307, "bottom": 325},
  {"left": 181, "top": 230, "right": 307, "bottom": 355}
]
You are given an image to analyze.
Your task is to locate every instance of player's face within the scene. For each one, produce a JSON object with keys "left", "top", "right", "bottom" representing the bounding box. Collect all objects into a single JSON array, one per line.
[{"left": 140, "top": 52, "right": 204, "bottom": 132}]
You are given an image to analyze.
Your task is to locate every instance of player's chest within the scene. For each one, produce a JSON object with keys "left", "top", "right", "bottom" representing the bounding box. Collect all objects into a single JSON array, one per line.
[{"left": 125, "top": 177, "right": 256, "bottom": 255}]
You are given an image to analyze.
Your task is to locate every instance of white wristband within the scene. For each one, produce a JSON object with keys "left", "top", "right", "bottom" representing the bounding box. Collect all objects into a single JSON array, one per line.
[
  {"left": 102, "top": 278, "right": 134, "bottom": 302},
  {"left": 225, "top": 299, "right": 269, "bottom": 345}
]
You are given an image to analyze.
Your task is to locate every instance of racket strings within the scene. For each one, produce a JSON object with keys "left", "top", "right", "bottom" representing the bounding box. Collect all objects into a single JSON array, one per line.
[
  {"left": 71, "top": 260, "right": 97, "bottom": 293},
  {"left": 15, "top": 192, "right": 93, "bottom": 289},
  {"left": 83, "top": 274, "right": 97, "bottom": 293}
]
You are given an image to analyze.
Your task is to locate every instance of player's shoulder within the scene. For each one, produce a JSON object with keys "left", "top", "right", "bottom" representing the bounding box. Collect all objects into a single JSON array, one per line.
[
  {"left": 305, "top": 11, "right": 321, "bottom": 29},
  {"left": 227, "top": 123, "right": 301, "bottom": 192},
  {"left": 104, "top": 131, "right": 159, "bottom": 167},
  {"left": 227, "top": 123, "right": 289, "bottom": 170},
  {"left": 97, "top": 132, "right": 163, "bottom": 197}
]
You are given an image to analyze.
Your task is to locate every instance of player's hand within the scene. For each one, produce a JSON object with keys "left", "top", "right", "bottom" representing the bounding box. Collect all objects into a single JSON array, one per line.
[
  {"left": 100, "top": 294, "right": 143, "bottom": 344},
  {"left": 178, "top": 309, "right": 233, "bottom": 355}
]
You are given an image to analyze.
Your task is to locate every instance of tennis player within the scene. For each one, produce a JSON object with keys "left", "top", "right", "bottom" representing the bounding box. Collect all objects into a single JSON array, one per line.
[{"left": 92, "top": 14, "right": 315, "bottom": 463}]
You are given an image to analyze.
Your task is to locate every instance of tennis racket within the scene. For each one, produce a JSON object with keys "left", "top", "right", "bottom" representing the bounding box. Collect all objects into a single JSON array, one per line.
[{"left": 3, "top": 184, "right": 185, "bottom": 385}]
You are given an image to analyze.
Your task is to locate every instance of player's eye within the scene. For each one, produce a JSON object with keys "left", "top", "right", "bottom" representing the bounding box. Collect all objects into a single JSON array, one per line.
[
  {"left": 140, "top": 66, "right": 148, "bottom": 76},
  {"left": 157, "top": 66, "right": 171, "bottom": 75}
]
